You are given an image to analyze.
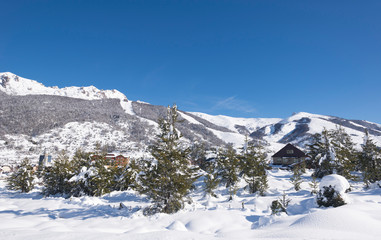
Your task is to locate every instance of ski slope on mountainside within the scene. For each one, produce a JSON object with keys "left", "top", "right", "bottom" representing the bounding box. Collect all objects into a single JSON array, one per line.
[{"left": 190, "top": 112, "right": 282, "bottom": 133}]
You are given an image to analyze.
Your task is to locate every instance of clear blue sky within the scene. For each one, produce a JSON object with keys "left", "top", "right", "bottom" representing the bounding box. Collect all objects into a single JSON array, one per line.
[{"left": 1, "top": 1, "right": 381, "bottom": 123}]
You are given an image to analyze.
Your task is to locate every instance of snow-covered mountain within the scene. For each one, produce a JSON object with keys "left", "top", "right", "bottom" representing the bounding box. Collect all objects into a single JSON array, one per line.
[
  {"left": 0, "top": 72, "right": 128, "bottom": 101},
  {"left": 1, "top": 72, "right": 380, "bottom": 164}
]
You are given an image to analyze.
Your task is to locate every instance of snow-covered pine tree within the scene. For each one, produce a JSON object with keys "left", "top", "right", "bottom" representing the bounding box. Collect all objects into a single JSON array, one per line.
[
  {"left": 42, "top": 151, "right": 73, "bottom": 196},
  {"left": 358, "top": 130, "right": 381, "bottom": 187},
  {"left": 308, "top": 128, "right": 335, "bottom": 178},
  {"left": 69, "top": 155, "right": 115, "bottom": 197},
  {"left": 189, "top": 142, "right": 208, "bottom": 169},
  {"left": 290, "top": 164, "right": 303, "bottom": 191},
  {"left": 114, "top": 159, "right": 139, "bottom": 191},
  {"left": 7, "top": 158, "right": 35, "bottom": 193},
  {"left": 89, "top": 157, "right": 116, "bottom": 196},
  {"left": 66, "top": 149, "right": 116, "bottom": 197},
  {"left": 240, "top": 139, "right": 268, "bottom": 196},
  {"left": 217, "top": 144, "right": 240, "bottom": 199},
  {"left": 309, "top": 176, "right": 319, "bottom": 194},
  {"left": 139, "top": 104, "right": 199, "bottom": 215},
  {"left": 203, "top": 157, "right": 220, "bottom": 197},
  {"left": 316, "top": 185, "right": 346, "bottom": 207},
  {"left": 330, "top": 126, "right": 357, "bottom": 180},
  {"left": 271, "top": 191, "right": 291, "bottom": 215}
]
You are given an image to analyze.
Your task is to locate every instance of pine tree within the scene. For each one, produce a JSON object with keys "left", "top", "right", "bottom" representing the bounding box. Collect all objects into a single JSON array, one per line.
[
  {"left": 330, "top": 126, "right": 357, "bottom": 179},
  {"left": 308, "top": 129, "right": 334, "bottom": 178},
  {"left": 89, "top": 157, "right": 116, "bottom": 196},
  {"left": 240, "top": 140, "right": 269, "bottom": 195},
  {"left": 7, "top": 158, "right": 35, "bottom": 193},
  {"left": 42, "top": 151, "right": 73, "bottom": 196},
  {"left": 114, "top": 159, "right": 139, "bottom": 191},
  {"left": 203, "top": 158, "right": 220, "bottom": 197},
  {"left": 309, "top": 176, "right": 319, "bottom": 195},
  {"left": 317, "top": 185, "right": 346, "bottom": 207},
  {"left": 271, "top": 191, "right": 291, "bottom": 215},
  {"left": 190, "top": 142, "right": 208, "bottom": 170},
  {"left": 309, "top": 127, "right": 358, "bottom": 179},
  {"left": 139, "top": 105, "right": 199, "bottom": 215},
  {"left": 290, "top": 164, "right": 303, "bottom": 191},
  {"left": 69, "top": 156, "right": 115, "bottom": 197},
  {"left": 217, "top": 145, "right": 240, "bottom": 199},
  {"left": 71, "top": 149, "right": 92, "bottom": 171},
  {"left": 358, "top": 130, "right": 381, "bottom": 187}
]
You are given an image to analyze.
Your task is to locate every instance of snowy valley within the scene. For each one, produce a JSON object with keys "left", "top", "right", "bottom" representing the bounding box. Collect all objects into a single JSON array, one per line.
[{"left": 1, "top": 169, "right": 381, "bottom": 240}]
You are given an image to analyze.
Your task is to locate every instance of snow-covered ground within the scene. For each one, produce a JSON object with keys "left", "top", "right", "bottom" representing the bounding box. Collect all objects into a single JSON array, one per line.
[{"left": 1, "top": 169, "right": 381, "bottom": 240}]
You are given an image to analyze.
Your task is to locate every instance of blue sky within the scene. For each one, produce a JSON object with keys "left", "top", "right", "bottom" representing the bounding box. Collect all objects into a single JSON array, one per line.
[{"left": 1, "top": 1, "right": 381, "bottom": 123}]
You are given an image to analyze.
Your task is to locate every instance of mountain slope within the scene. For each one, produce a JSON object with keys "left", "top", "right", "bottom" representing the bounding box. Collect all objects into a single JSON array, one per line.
[{"left": 0, "top": 72, "right": 380, "bottom": 164}]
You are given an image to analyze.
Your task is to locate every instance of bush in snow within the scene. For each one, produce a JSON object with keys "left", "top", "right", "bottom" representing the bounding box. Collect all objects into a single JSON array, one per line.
[
  {"left": 317, "top": 186, "right": 346, "bottom": 207},
  {"left": 42, "top": 151, "right": 73, "bottom": 196},
  {"left": 316, "top": 174, "right": 349, "bottom": 208},
  {"left": 69, "top": 156, "right": 116, "bottom": 197},
  {"left": 7, "top": 158, "right": 35, "bottom": 193},
  {"left": 271, "top": 191, "right": 291, "bottom": 215}
]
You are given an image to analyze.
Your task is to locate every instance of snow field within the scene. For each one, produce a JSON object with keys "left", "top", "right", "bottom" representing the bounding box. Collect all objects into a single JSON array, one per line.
[{"left": 1, "top": 169, "right": 381, "bottom": 239}]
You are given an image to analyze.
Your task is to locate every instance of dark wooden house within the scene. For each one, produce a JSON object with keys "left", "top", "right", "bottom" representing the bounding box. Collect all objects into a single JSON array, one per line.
[{"left": 272, "top": 143, "right": 307, "bottom": 166}]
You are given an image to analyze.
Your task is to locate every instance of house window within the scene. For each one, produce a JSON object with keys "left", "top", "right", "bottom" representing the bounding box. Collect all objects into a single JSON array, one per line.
[{"left": 287, "top": 150, "right": 294, "bottom": 154}]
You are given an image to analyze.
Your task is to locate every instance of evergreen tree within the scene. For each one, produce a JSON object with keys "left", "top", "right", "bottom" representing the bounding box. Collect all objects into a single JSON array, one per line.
[
  {"left": 309, "top": 127, "right": 358, "bottom": 179},
  {"left": 190, "top": 142, "right": 208, "bottom": 170},
  {"left": 114, "top": 159, "right": 139, "bottom": 191},
  {"left": 271, "top": 191, "right": 291, "bottom": 215},
  {"left": 42, "top": 151, "right": 73, "bottom": 196},
  {"left": 89, "top": 157, "right": 116, "bottom": 196},
  {"left": 308, "top": 129, "right": 335, "bottom": 178},
  {"left": 358, "top": 130, "right": 381, "bottom": 187},
  {"left": 139, "top": 105, "right": 199, "bottom": 215},
  {"left": 7, "top": 158, "right": 35, "bottom": 193},
  {"left": 316, "top": 185, "right": 346, "bottom": 207},
  {"left": 69, "top": 156, "right": 115, "bottom": 197},
  {"left": 240, "top": 140, "right": 268, "bottom": 195},
  {"left": 217, "top": 145, "right": 240, "bottom": 199},
  {"left": 203, "top": 158, "right": 220, "bottom": 197},
  {"left": 330, "top": 126, "right": 357, "bottom": 179},
  {"left": 290, "top": 164, "right": 303, "bottom": 191},
  {"left": 309, "top": 176, "right": 319, "bottom": 195}
]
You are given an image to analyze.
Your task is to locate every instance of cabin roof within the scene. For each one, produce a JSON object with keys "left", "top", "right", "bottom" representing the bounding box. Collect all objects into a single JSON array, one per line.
[{"left": 272, "top": 143, "right": 306, "bottom": 158}]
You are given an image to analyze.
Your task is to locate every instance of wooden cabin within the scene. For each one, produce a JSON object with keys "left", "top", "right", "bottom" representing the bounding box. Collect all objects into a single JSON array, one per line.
[{"left": 272, "top": 143, "right": 307, "bottom": 166}]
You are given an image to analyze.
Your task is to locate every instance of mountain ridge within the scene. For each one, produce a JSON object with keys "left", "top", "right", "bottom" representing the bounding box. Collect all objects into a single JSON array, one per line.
[{"left": 1, "top": 72, "right": 380, "bottom": 164}]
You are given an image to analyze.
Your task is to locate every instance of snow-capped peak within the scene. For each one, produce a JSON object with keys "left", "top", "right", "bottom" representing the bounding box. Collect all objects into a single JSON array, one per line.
[{"left": 0, "top": 72, "right": 128, "bottom": 102}]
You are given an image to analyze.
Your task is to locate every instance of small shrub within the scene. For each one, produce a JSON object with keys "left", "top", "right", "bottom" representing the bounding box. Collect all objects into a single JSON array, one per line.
[
  {"left": 271, "top": 192, "right": 291, "bottom": 215},
  {"left": 316, "top": 185, "right": 346, "bottom": 207},
  {"left": 7, "top": 158, "right": 35, "bottom": 193}
]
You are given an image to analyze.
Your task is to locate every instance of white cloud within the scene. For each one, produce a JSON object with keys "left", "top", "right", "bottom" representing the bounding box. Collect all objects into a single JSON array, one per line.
[{"left": 212, "top": 96, "right": 256, "bottom": 113}]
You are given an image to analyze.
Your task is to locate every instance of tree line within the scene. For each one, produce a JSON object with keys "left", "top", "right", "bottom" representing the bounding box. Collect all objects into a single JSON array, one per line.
[
  {"left": 308, "top": 127, "right": 381, "bottom": 187},
  {"left": 6, "top": 105, "right": 381, "bottom": 215}
]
